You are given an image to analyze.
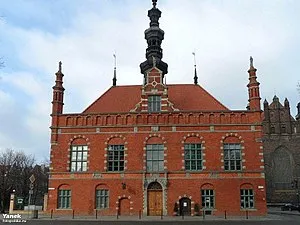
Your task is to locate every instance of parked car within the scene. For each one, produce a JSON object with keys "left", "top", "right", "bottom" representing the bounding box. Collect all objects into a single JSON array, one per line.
[{"left": 281, "top": 203, "right": 300, "bottom": 211}]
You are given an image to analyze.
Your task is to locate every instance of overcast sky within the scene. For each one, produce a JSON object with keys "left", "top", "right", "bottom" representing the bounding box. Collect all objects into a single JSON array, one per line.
[{"left": 0, "top": 0, "right": 299, "bottom": 161}]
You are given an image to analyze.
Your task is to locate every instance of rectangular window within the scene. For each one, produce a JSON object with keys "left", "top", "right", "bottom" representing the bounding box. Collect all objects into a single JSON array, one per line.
[
  {"left": 70, "top": 145, "right": 88, "bottom": 172},
  {"left": 240, "top": 189, "right": 254, "bottom": 209},
  {"left": 201, "top": 189, "right": 214, "bottom": 209},
  {"left": 148, "top": 95, "right": 161, "bottom": 112},
  {"left": 146, "top": 144, "right": 164, "bottom": 172},
  {"left": 96, "top": 189, "right": 109, "bottom": 209},
  {"left": 107, "top": 145, "right": 124, "bottom": 172},
  {"left": 223, "top": 143, "right": 241, "bottom": 171},
  {"left": 58, "top": 190, "right": 71, "bottom": 209},
  {"left": 184, "top": 143, "right": 202, "bottom": 171}
]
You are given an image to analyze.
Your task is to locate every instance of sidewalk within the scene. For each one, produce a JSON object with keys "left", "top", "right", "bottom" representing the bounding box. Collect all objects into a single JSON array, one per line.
[{"left": 23, "top": 213, "right": 285, "bottom": 221}]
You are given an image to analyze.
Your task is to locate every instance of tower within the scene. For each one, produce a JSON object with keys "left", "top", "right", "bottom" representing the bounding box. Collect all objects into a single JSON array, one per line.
[
  {"left": 51, "top": 61, "right": 64, "bottom": 115},
  {"left": 140, "top": 0, "right": 168, "bottom": 83},
  {"left": 247, "top": 56, "right": 261, "bottom": 111}
]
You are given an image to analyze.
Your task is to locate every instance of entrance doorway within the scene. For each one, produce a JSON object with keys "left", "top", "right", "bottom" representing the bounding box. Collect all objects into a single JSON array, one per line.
[
  {"left": 119, "top": 198, "right": 130, "bottom": 215},
  {"left": 179, "top": 197, "right": 191, "bottom": 216},
  {"left": 147, "top": 182, "right": 163, "bottom": 216}
]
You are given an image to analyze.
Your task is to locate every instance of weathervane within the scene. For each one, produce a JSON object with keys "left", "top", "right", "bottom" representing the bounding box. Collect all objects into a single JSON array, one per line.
[
  {"left": 192, "top": 52, "right": 196, "bottom": 68},
  {"left": 113, "top": 53, "right": 117, "bottom": 68}
]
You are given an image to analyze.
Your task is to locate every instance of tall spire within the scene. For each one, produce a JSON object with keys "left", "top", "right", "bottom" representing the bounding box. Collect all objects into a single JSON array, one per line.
[
  {"left": 192, "top": 52, "right": 198, "bottom": 85},
  {"left": 52, "top": 61, "right": 65, "bottom": 115},
  {"left": 140, "top": 0, "right": 168, "bottom": 77},
  {"left": 247, "top": 56, "right": 261, "bottom": 111},
  {"left": 113, "top": 53, "right": 117, "bottom": 86}
]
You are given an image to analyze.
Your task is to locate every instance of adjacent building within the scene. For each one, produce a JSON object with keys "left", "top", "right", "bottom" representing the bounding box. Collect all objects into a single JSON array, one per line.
[
  {"left": 262, "top": 97, "right": 300, "bottom": 203},
  {"left": 47, "top": 0, "right": 267, "bottom": 216}
]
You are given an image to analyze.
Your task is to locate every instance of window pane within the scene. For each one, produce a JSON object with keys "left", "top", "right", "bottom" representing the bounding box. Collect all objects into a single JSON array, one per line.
[
  {"left": 184, "top": 143, "right": 202, "bottom": 171},
  {"left": 107, "top": 145, "right": 125, "bottom": 172}
]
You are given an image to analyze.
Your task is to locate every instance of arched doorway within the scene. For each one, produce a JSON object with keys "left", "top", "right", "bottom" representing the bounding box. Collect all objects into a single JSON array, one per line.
[
  {"left": 147, "top": 182, "right": 163, "bottom": 216},
  {"left": 179, "top": 197, "right": 191, "bottom": 216},
  {"left": 119, "top": 198, "right": 130, "bottom": 215}
]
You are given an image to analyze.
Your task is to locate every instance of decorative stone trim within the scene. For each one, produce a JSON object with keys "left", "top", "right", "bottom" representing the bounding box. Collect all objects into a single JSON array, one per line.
[
  {"left": 143, "top": 178, "right": 168, "bottom": 216},
  {"left": 116, "top": 195, "right": 133, "bottom": 215},
  {"left": 177, "top": 195, "right": 194, "bottom": 216}
]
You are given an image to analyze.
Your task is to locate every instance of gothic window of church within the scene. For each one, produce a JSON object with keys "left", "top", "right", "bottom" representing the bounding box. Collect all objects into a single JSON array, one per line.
[
  {"left": 281, "top": 125, "right": 286, "bottom": 133},
  {"left": 184, "top": 143, "right": 202, "bottom": 171},
  {"left": 148, "top": 95, "right": 161, "bottom": 112},
  {"left": 70, "top": 145, "right": 88, "bottom": 172},
  {"left": 223, "top": 143, "right": 242, "bottom": 171},
  {"left": 270, "top": 126, "right": 275, "bottom": 134},
  {"left": 146, "top": 144, "right": 164, "bottom": 172},
  {"left": 107, "top": 145, "right": 125, "bottom": 172}
]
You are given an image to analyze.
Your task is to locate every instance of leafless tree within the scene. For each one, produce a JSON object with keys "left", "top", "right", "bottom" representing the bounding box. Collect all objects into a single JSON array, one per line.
[{"left": 0, "top": 149, "right": 48, "bottom": 212}]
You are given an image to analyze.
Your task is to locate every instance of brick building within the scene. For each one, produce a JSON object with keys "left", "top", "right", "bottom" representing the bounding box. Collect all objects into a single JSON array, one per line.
[
  {"left": 262, "top": 96, "right": 300, "bottom": 203},
  {"left": 47, "top": 0, "right": 267, "bottom": 216}
]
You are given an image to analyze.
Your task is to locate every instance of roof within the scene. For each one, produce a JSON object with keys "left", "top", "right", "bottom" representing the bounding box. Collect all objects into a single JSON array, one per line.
[{"left": 83, "top": 84, "right": 228, "bottom": 114}]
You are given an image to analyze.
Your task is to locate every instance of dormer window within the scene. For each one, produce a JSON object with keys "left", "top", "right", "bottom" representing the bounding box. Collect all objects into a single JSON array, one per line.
[{"left": 148, "top": 95, "right": 161, "bottom": 112}]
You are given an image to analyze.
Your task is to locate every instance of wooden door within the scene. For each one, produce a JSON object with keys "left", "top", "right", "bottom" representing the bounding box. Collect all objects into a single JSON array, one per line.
[
  {"left": 148, "top": 190, "right": 162, "bottom": 216},
  {"left": 119, "top": 198, "right": 130, "bottom": 215}
]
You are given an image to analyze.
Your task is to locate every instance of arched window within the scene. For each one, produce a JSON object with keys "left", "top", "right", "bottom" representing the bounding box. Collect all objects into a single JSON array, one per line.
[
  {"left": 240, "top": 184, "right": 254, "bottom": 209},
  {"left": 107, "top": 137, "right": 125, "bottom": 172},
  {"left": 223, "top": 137, "right": 242, "bottom": 171},
  {"left": 201, "top": 183, "right": 215, "bottom": 209},
  {"left": 270, "top": 126, "right": 275, "bottom": 134},
  {"left": 70, "top": 138, "right": 88, "bottom": 172},
  {"left": 57, "top": 184, "right": 71, "bottom": 209},
  {"left": 281, "top": 125, "right": 287, "bottom": 133},
  {"left": 184, "top": 136, "right": 203, "bottom": 171},
  {"left": 95, "top": 184, "right": 109, "bottom": 209},
  {"left": 146, "top": 144, "right": 164, "bottom": 172}
]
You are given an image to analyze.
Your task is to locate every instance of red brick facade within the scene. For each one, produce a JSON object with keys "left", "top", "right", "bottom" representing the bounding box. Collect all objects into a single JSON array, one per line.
[{"left": 47, "top": 1, "right": 267, "bottom": 217}]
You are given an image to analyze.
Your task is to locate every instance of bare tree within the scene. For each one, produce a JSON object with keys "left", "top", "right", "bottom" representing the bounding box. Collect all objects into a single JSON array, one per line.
[{"left": 0, "top": 149, "right": 48, "bottom": 212}]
